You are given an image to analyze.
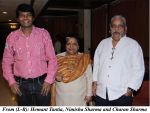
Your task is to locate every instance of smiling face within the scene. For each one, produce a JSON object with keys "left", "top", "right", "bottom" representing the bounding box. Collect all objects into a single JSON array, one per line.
[
  {"left": 110, "top": 16, "right": 127, "bottom": 41},
  {"left": 65, "top": 37, "right": 79, "bottom": 55},
  {"left": 17, "top": 11, "right": 33, "bottom": 28}
]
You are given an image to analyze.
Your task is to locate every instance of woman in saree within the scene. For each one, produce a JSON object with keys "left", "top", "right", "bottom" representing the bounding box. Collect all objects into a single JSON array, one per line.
[{"left": 51, "top": 36, "right": 93, "bottom": 106}]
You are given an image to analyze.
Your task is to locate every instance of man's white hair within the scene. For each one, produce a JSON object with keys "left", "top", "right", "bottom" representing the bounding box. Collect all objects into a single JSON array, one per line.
[{"left": 110, "top": 15, "right": 127, "bottom": 27}]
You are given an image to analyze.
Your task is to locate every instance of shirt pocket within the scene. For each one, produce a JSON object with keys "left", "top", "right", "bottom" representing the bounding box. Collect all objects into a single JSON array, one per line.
[
  {"left": 14, "top": 47, "right": 24, "bottom": 61},
  {"left": 33, "top": 41, "right": 46, "bottom": 60}
]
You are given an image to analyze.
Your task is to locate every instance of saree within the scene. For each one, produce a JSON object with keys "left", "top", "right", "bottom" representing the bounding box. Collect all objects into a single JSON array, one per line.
[{"left": 51, "top": 53, "right": 91, "bottom": 105}]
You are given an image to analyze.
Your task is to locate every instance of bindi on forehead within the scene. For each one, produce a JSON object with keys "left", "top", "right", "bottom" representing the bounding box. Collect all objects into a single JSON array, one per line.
[{"left": 68, "top": 38, "right": 77, "bottom": 42}]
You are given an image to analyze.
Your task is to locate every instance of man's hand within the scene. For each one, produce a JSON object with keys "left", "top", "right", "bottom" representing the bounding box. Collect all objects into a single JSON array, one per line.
[
  {"left": 124, "top": 88, "right": 133, "bottom": 96},
  {"left": 10, "top": 83, "right": 22, "bottom": 96},
  {"left": 41, "top": 82, "right": 51, "bottom": 96},
  {"left": 84, "top": 96, "right": 92, "bottom": 103},
  {"left": 92, "top": 81, "right": 97, "bottom": 96}
]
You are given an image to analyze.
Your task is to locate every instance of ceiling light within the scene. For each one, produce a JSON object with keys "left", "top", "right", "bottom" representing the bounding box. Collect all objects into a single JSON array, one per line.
[{"left": 2, "top": 11, "right": 7, "bottom": 14}]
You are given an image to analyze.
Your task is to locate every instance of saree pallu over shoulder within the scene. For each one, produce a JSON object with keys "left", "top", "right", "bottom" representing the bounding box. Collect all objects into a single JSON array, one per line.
[
  {"left": 50, "top": 53, "right": 91, "bottom": 106},
  {"left": 57, "top": 53, "right": 91, "bottom": 83}
]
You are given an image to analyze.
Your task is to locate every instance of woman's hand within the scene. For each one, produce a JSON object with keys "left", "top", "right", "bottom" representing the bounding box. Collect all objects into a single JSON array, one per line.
[
  {"left": 92, "top": 81, "right": 97, "bottom": 96},
  {"left": 84, "top": 96, "right": 92, "bottom": 103},
  {"left": 56, "top": 72, "right": 63, "bottom": 82}
]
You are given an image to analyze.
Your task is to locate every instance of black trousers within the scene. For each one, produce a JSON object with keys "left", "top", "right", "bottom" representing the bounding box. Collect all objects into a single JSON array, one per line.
[
  {"left": 15, "top": 74, "right": 51, "bottom": 106},
  {"left": 95, "top": 94, "right": 133, "bottom": 106}
]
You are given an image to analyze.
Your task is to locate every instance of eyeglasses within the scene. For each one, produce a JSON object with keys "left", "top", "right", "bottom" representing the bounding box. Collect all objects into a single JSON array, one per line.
[{"left": 110, "top": 48, "right": 115, "bottom": 60}]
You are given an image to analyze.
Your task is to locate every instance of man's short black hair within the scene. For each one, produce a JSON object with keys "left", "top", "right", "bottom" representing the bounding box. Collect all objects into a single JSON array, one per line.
[{"left": 16, "top": 3, "right": 35, "bottom": 18}]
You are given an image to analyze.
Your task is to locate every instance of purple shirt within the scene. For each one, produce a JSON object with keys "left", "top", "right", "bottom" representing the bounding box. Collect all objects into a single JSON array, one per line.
[{"left": 2, "top": 26, "right": 57, "bottom": 85}]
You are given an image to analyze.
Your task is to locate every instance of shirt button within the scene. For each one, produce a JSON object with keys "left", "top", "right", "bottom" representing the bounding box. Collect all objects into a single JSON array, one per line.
[
  {"left": 108, "top": 75, "right": 109, "bottom": 77},
  {"left": 108, "top": 66, "right": 111, "bottom": 68}
]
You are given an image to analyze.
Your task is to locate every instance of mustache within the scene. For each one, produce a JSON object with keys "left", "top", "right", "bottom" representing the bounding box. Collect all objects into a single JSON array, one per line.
[{"left": 112, "top": 31, "right": 121, "bottom": 35}]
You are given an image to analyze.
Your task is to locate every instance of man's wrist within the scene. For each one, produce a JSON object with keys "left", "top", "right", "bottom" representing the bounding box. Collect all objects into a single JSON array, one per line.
[
  {"left": 127, "top": 87, "right": 135, "bottom": 97},
  {"left": 128, "top": 87, "right": 135, "bottom": 93}
]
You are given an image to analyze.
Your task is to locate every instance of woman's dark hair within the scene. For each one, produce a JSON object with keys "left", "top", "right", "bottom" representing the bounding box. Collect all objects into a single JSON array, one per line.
[{"left": 16, "top": 3, "right": 35, "bottom": 18}]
